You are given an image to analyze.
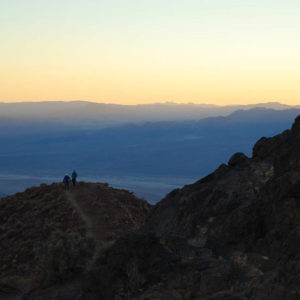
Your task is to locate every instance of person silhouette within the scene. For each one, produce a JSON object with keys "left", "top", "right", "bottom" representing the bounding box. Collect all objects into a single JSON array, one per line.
[
  {"left": 63, "top": 174, "right": 71, "bottom": 190},
  {"left": 71, "top": 170, "right": 78, "bottom": 187}
]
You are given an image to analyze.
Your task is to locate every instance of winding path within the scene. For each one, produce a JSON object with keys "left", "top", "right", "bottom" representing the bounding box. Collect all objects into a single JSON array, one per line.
[{"left": 65, "top": 190, "right": 106, "bottom": 244}]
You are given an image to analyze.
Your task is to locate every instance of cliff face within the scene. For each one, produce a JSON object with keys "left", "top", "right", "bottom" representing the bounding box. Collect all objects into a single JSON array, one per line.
[{"left": 84, "top": 117, "right": 300, "bottom": 300}]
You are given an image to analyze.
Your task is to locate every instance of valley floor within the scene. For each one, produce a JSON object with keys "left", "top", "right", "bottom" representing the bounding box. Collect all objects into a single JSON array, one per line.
[{"left": 0, "top": 173, "right": 197, "bottom": 203}]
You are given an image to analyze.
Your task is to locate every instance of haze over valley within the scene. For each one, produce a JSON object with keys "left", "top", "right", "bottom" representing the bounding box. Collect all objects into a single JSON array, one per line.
[
  {"left": 0, "top": 101, "right": 298, "bottom": 134},
  {"left": 1, "top": 101, "right": 299, "bottom": 202}
]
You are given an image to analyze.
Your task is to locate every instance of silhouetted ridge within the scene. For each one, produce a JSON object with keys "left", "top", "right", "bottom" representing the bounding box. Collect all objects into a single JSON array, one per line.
[
  {"left": 82, "top": 116, "right": 300, "bottom": 300},
  {"left": 0, "top": 182, "right": 151, "bottom": 298}
]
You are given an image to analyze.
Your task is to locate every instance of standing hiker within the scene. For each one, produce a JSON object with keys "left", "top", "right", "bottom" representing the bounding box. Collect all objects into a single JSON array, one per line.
[
  {"left": 72, "top": 170, "right": 78, "bottom": 187},
  {"left": 63, "top": 174, "right": 71, "bottom": 190}
]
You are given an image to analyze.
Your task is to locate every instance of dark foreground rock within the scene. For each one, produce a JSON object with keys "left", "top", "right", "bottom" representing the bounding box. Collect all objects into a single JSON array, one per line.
[
  {"left": 82, "top": 117, "right": 300, "bottom": 299},
  {"left": 0, "top": 183, "right": 151, "bottom": 299},
  {"left": 83, "top": 235, "right": 243, "bottom": 300}
]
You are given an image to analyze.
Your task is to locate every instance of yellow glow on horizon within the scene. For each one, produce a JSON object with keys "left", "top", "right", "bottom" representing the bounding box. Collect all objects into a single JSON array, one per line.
[{"left": 1, "top": 0, "right": 300, "bottom": 106}]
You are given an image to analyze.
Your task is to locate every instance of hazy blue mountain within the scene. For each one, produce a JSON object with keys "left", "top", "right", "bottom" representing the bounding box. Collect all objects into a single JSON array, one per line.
[
  {"left": 0, "top": 101, "right": 299, "bottom": 135},
  {"left": 0, "top": 107, "right": 299, "bottom": 202}
]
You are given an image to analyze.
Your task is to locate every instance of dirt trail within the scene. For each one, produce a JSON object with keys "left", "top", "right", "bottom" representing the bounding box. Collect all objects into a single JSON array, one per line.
[
  {"left": 64, "top": 182, "right": 151, "bottom": 244},
  {"left": 65, "top": 190, "right": 106, "bottom": 244}
]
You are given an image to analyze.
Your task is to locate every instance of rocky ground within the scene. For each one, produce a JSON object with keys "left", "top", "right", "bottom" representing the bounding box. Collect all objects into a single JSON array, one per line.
[
  {"left": 0, "top": 182, "right": 151, "bottom": 299},
  {"left": 81, "top": 117, "right": 300, "bottom": 299}
]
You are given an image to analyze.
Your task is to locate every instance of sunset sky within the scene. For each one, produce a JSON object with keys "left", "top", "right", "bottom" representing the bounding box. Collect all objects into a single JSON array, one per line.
[{"left": 1, "top": 0, "right": 300, "bottom": 105}]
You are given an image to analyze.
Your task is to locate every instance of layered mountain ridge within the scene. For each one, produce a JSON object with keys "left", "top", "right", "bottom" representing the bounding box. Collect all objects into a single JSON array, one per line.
[{"left": 0, "top": 101, "right": 299, "bottom": 134}]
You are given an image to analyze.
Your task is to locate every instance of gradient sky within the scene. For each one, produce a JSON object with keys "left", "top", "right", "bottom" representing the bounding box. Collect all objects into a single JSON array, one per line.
[{"left": 1, "top": 0, "right": 300, "bottom": 105}]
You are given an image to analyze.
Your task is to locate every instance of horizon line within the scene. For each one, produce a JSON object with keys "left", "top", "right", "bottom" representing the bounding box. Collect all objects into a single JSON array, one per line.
[{"left": 0, "top": 100, "right": 296, "bottom": 107}]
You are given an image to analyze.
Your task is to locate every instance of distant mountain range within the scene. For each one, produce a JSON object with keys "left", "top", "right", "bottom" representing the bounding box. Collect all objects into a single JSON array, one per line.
[
  {"left": 0, "top": 101, "right": 299, "bottom": 135},
  {"left": 0, "top": 107, "right": 299, "bottom": 202}
]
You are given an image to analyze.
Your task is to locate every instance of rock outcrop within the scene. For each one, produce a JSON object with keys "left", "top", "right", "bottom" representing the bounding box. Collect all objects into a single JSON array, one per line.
[
  {"left": 0, "top": 182, "right": 151, "bottom": 298},
  {"left": 83, "top": 117, "right": 300, "bottom": 299}
]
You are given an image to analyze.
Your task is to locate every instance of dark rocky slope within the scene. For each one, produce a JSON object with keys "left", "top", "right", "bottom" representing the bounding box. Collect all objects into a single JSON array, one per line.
[
  {"left": 83, "top": 117, "right": 300, "bottom": 299},
  {"left": 0, "top": 182, "right": 151, "bottom": 298}
]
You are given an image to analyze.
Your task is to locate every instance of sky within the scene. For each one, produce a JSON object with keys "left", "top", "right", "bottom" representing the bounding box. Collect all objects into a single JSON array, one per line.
[{"left": 1, "top": 0, "right": 300, "bottom": 105}]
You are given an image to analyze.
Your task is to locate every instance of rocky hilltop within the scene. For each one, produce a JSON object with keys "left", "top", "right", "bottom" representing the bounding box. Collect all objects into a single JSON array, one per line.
[
  {"left": 1, "top": 117, "right": 300, "bottom": 300},
  {"left": 0, "top": 182, "right": 150, "bottom": 298},
  {"left": 82, "top": 117, "right": 300, "bottom": 299}
]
